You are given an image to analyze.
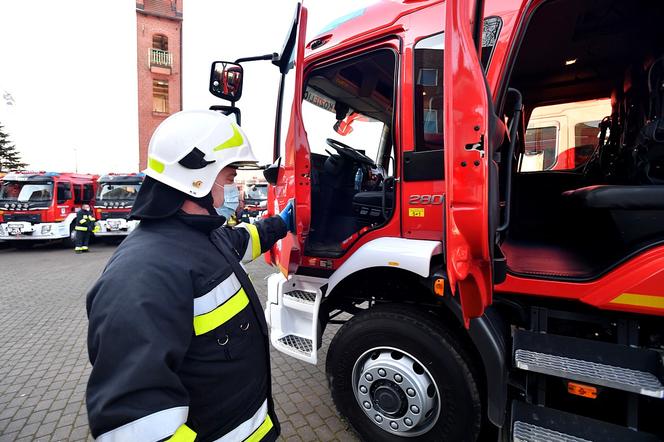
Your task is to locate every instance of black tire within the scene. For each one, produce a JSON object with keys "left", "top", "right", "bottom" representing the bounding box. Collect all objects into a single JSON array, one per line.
[
  {"left": 61, "top": 225, "right": 77, "bottom": 248},
  {"left": 326, "top": 304, "right": 482, "bottom": 442}
]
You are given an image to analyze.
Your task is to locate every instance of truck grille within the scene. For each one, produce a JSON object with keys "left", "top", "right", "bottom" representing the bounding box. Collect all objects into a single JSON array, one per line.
[
  {"left": 100, "top": 212, "right": 130, "bottom": 220},
  {"left": 2, "top": 214, "right": 42, "bottom": 223}
]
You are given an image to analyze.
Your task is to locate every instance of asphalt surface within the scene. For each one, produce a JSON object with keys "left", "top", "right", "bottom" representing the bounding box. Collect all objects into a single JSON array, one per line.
[{"left": 0, "top": 240, "right": 359, "bottom": 441}]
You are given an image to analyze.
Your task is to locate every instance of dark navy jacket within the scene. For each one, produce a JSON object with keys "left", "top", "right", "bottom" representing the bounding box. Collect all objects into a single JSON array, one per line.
[{"left": 86, "top": 213, "right": 287, "bottom": 442}]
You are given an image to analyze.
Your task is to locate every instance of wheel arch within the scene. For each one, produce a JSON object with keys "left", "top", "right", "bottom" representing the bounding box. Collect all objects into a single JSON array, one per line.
[{"left": 324, "top": 266, "right": 509, "bottom": 428}]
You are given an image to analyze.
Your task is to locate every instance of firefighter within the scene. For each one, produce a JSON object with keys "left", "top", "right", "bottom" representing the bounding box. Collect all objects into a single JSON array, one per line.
[
  {"left": 74, "top": 203, "right": 95, "bottom": 253},
  {"left": 86, "top": 110, "right": 294, "bottom": 442}
]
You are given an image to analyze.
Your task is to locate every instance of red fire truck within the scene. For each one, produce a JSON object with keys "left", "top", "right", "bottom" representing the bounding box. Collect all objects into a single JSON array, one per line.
[
  {"left": 92, "top": 173, "right": 143, "bottom": 240},
  {"left": 0, "top": 171, "right": 98, "bottom": 247},
  {"left": 210, "top": 0, "right": 664, "bottom": 439}
]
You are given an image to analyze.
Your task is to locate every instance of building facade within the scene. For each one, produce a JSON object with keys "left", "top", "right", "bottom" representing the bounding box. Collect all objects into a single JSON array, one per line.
[{"left": 136, "top": 0, "right": 183, "bottom": 170}]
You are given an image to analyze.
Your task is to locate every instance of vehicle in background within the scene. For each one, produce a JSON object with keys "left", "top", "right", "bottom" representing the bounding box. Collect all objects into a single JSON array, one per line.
[
  {"left": 242, "top": 182, "right": 268, "bottom": 221},
  {"left": 522, "top": 98, "right": 612, "bottom": 172},
  {"left": 93, "top": 173, "right": 144, "bottom": 240},
  {"left": 0, "top": 171, "right": 98, "bottom": 247}
]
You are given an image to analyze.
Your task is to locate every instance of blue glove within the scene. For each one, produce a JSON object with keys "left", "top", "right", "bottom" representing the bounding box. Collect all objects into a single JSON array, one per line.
[{"left": 279, "top": 200, "right": 295, "bottom": 233}]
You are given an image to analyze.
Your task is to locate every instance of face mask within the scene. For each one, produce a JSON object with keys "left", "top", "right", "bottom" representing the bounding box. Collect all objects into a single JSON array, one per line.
[{"left": 214, "top": 184, "right": 240, "bottom": 219}]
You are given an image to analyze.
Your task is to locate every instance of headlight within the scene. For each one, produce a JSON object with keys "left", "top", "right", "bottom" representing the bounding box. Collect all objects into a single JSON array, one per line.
[
  {"left": 23, "top": 203, "right": 29, "bottom": 209},
  {"left": 41, "top": 225, "right": 52, "bottom": 234},
  {"left": 3, "top": 204, "right": 8, "bottom": 209},
  {"left": 10, "top": 203, "right": 16, "bottom": 209},
  {"left": 104, "top": 202, "right": 108, "bottom": 207}
]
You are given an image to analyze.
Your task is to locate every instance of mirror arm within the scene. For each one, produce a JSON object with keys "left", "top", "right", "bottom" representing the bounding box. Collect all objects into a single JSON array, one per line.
[{"left": 235, "top": 53, "right": 278, "bottom": 64}]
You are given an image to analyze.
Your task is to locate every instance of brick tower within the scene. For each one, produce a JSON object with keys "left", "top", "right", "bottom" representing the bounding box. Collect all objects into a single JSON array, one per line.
[{"left": 136, "top": 0, "right": 183, "bottom": 170}]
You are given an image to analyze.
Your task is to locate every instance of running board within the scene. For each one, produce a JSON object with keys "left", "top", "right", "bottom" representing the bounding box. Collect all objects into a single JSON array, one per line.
[
  {"left": 511, "top": 402, "right": 659, "bottom": 442},
  {"left": 265, "top": 273, "right": 325, "bottom": 365},
  {"left": 513, "top": 330, "right": 664, "bottom": 398}
]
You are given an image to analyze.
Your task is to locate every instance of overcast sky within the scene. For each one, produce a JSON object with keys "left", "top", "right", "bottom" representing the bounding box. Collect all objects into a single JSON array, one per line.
[{"left": 0, "top": 0, "right": 377, "bottom": 174}]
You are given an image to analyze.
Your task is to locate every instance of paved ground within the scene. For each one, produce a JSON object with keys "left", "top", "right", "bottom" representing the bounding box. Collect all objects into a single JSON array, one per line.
[{"left": 0, "top": 241, "right": 359, "bottom": 441}]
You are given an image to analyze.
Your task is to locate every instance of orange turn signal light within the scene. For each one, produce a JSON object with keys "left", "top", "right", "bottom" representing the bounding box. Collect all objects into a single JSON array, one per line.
[
  {"left": 567, "top": 382, "right": 597, "bottom": 399},
  {"left": 434, "top": 278, "right": 445, "bottom": 296}
]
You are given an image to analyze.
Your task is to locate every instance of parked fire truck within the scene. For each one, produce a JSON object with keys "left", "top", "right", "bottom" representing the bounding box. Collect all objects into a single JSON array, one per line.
[
  {"left": 92, "top": 173, "right": 143, "bottom": 240},
  {"left": 0, "top": 171, "right": 98, "bottom": 247},
  {"left": 206, "top": 0, "right": 664, "bottom": 439},
  {"left": 242, "top": 181, "right": 268, "bottom": 220}
]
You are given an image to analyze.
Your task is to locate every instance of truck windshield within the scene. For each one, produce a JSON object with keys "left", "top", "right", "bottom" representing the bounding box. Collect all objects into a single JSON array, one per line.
[
  {"left": 0, "top": 181, "right": 53, "bottom": 202},
  {"left": 244, "top": 184, "right": 268, "bottom": 203},
  {"left": 96, "top": 183, "right": 141, "bottom": 201}
]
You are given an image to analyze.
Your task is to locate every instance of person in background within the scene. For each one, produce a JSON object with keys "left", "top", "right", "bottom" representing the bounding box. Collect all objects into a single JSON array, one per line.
[
  {"left": 74, "top": 203, "right": 95, "bottom": 253},
  {"left": 86, "top": 110, "right": 294, "bottom": 442}
]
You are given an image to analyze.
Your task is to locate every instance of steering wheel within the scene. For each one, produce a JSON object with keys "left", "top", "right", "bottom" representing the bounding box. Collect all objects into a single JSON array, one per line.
[{"left": 326, "top": 138, "right": 376, "bottom": 166}]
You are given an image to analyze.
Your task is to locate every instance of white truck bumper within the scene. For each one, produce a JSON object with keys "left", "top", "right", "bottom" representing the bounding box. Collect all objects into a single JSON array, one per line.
[
  {"left": 0, "top": 221, "right": 70, "bottom": 240},
  {"left": 94, "top": 219, "right": 139, "bottom": 237}
]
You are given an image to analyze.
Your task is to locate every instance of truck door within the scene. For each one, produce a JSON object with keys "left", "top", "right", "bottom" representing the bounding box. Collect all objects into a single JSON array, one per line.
[
  {"left": 268, "top": 3, "right": 310, "bottom": 275},
  {"left": 444, "top": 0, "right": 494, "bottom": 324}
]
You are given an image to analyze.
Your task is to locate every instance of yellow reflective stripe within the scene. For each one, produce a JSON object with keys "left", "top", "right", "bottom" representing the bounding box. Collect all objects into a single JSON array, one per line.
[
  {"left": 74, "top": 247, "right": 82, "bottom": 251},
  {"left": 75, "top": 226, "right": 88, "bottom": 231},
  {"left": 79, "top": 219, "right": 87, "bottom": 224},
  {"left": 166, "top": 424, "right": 197, "bottom": 442},
  {"left": 213, "top": 123, "right": 244, "bottom": 151},
  {"left": 149, "top": 157, "right": 165, "bottom": 173},
  {"left": 245, "top": 223, "right": 261, "bottom": 260},
  {"left": 610, "top": 293, "right": 664, "bottom": 309},
  {"left": 193, "top": 288, "right": 249, "bottom": 335},
  {"left": 244, "top": 415, "right": 274, "bottom": 442}
]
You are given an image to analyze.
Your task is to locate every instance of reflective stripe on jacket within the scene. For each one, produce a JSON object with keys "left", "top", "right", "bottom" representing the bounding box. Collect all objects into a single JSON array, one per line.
[{"left": 86, "top": 214, "right": 286, "bottom": 441}]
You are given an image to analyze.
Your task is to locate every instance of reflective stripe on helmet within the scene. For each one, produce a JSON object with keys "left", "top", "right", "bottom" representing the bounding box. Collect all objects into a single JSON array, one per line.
[
  {"left": 193, "top": 288, "right": 249, "bottom": 336},
  {"left": 213, "top": 123, "right": 244, "bottom": 151},
  {"left": 149, "top": 157, "right": 165, "bottom": 173},
  {"left": 166, "top": 424, "right": 197, "bottom": 442},
  {"left": 96, "top": 406, "right": 189, "bottom": 442}
]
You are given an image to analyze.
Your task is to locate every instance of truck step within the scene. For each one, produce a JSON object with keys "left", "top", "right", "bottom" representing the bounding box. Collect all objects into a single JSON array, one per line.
[
  {"left": 277, "top": 334, "right": 313, "bottom": 357},
  {"left": 283, "top": 290, "right": 316, "bottom": 304},
  {"left": 512, "top": 401, "right": 660, "bottom": 442},
  {"left": 513, "top": 330, "right": 664, "bottom": 398}
]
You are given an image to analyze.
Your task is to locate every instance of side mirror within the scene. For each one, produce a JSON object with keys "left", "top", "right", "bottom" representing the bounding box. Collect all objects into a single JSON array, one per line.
[
  {"left": 263, "top": 157, "right": 281, "bottom": 185},
  {"left": 209, "top": 105, "right": 241, "bottom": 125},
  {"left": 209, "top": 61, "right": 244, "bottom": 102}
]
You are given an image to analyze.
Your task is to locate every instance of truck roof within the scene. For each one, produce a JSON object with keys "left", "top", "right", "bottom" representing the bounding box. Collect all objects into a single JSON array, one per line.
[
  {"left": 2, "top": 171, "right": 99, "bottom": 183},
  {"left": 98, "top": 173, "right": 145, "bottom": 184},
  {"left": 306, "top": 0, "right": 441, "bottom": 59}
]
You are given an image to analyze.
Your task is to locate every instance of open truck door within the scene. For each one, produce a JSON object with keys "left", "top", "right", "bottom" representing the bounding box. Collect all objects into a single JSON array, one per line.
[
  {"left": 266, "top": 2, "right": 310, "bottom": 276},
  {"left": 444, "top": 0, "right": 494, "bottom": 325}
]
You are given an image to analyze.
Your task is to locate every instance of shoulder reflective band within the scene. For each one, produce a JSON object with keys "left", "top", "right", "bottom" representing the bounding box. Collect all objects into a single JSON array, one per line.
[
  {"left": 96, "top": 406, "right": 189, "bottom": 442},
  {"left": 149, "top": 157, "right": 165, "bottom": 174},
  {"left": 193, "top": 273, "right": 242, "bottom": 316},
  {"left": 217, "top": 400, "right": 271, "bottom": 442},
  {"left": 166, "top": 424, "right": 196, "bottom": 442},
  {"left": 213, "top": 123, "right": 244, "bottom": 151},
  {"left": 193, "top": 288, "right": 249, "bottom": 335},
  {"left": 79, "top": 219, "right": 87, "bottom": 224},
  {"left": 75, "top": 226, "right": 88, "bottom": 231},
  {"left": 238, "top": 222, "right": 261, "bottom": 262}
]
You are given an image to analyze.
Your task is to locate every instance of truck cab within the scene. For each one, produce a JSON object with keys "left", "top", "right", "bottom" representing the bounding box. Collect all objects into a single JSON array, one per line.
[
  {"left": 93, "top": 173, "right": 144, "bottom": 239},
  {"left": 212, "top": 0, "right": 664, "bottom": 439},
  {"left": 0, "top": 171, "right": 98, "bottom": 247}
]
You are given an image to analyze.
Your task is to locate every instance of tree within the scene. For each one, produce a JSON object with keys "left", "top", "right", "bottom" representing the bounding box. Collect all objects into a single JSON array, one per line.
[{"left": 0, "top": 123, "right": 27, "bottom": 172}]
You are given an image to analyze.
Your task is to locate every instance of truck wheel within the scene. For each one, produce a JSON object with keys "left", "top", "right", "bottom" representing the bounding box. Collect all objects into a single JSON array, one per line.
[
  {"left": 61, "top": 226, "right": 76, "bottom": 248},
  {"left": 326, "top": 304, "right": 482, "bottom": 442}
]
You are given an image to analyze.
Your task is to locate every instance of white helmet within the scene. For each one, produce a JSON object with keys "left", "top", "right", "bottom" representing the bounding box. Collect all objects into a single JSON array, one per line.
[{"left": 144, "top": 109, "right": 258, "bottom": 197}]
